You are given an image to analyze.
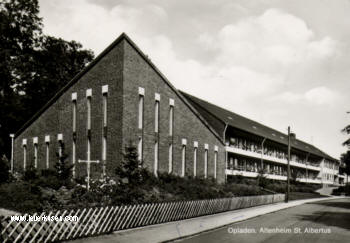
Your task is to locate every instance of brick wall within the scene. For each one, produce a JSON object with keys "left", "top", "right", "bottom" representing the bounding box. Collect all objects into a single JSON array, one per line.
[
  {"left": 14, "top": 40, "right": 125, "bottom": 177},
  {"left": 13, "top": 36, "right": 227, "bottom": 183},
  {"left": 122, "top": 40, "right": 226, "bottom": 183}
]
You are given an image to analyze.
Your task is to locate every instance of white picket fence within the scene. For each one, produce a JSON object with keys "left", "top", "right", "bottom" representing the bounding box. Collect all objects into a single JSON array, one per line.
[{"left": 0, "top": 194, "right": 285, "bottom": 242}]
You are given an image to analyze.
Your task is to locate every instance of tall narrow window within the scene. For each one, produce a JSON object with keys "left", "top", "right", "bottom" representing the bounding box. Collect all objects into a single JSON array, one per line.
[
  {"left": 57, "top": 134, "right": 63, "bottom": 157},
  {"left": 102, "top": 85, "right": 108, "bottom": 176},
  {"left": 22, "top": 139, "right": 27, "bottom": 170},
  {"left": 214, "top": 146, "right": 218, "bottom": 179},
  {"left": 155, "top": 93, "right": 160, "bottom": 133},
  {"left": 45, "top": 135, "right": 50, "bottom": 169},
  {"left": 138, "top": 87, "right": 144, "bottom": 129},
  {"left": 181, "top": 139, "right": 187, "bottom": 177},
  {"left": 169, "top": 98, "right": 174, "bottom": 174},
  {"left": 138, "top": 137, "right": 143, "bottom": 162},
  {"left": 72, "top": 92, "right": 77, "bottom": 178},
  {"left": 33, "top": 137, "right": 38, "bottom": 168},
  {"left": 138, "top": 87, "right": 144, "bottom": 161},
  {"left": 168, "top": 143, "right": 173, "bottom": 173},
  {"left": 86, "top": 89, "right": 92, "bottom": 161},
  {"left": 154, "top": 141, "right": 158, "bottom": 176},
  {"left": 193, "top": 141, "right": 198, "bottom": 177},
  {"left": 204, "top": 144, "right": 209, "bottom": 178},
  {"left": 169, "top": 98, "right": 174, "bottom": 136},
  {"left": 72, "top": 92, "right": 77, "bottom": 131}
]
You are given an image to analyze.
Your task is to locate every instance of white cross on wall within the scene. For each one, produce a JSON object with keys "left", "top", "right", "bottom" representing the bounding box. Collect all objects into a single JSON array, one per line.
[{"left": 78, "top": 159, "right": 100, "bottom": 190}]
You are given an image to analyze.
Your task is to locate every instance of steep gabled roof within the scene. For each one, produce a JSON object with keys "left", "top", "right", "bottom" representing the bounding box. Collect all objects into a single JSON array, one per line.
[
  {"left": 180, "top": 91, "right": 337, "bottom": 161},
  {"left": 15, "top": 33, "right": 224, "bottom": 144}
]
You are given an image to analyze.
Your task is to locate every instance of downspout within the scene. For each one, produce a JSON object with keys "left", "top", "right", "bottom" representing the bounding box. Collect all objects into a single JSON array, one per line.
[
  {"left": 223, "top": 123, "right": 228, "bottom": 183},
  {"left": 223, "top": 123, "right": 228, "bottom": 144},
  {"left": 261, "top": 138, "right": 266, "bottom": 172},
  {"left": 305, "top": 152, "right": 310, "bottom": 183},
  {"left": 321, "top": 157, "right": 326, "bottom": 187}
]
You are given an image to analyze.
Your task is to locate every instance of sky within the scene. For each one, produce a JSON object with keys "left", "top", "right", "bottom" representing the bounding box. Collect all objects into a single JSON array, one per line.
[{"left": 38, "top": 0, "right": 350, "bottom": 159}]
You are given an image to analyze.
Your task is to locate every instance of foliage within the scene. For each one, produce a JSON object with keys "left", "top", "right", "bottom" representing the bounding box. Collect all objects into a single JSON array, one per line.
[
  {"left": 342, "top": 124, "right": 350, "bottom": 147},
  {"left": 340, "top": 151, "right": 350, "bottom": 179},
  {"left": 256, "top": 168, "right": 269, "bottom": 187},
  {"left": 0, "top": 155, "right": 10, "bottom": 184},
  {"left": 0, "top": 181, "right": 42, "bottom": 213},
  {"left": 332, "top": 184, "right": 350, "bottom": 196},
  {"left": 54, "top": 143, "right": 73, "bottom": 181},
  {"left": 0, "top": 0, "right": 94, "bottom": 159},
  {"left": 23, "top": 161, "right": 39, "bottom": 182},
  {"left": 115, "top": 144, "right": 146, "bottom": 186}
]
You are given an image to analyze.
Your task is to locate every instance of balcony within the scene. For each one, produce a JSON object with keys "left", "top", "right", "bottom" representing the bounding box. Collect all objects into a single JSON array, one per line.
[
  {"left": 297, "top": 178, "right": 322, "bottom": 184},
  {"left": 225, "top": 146, "right": 321, "bottom": 171},
  {"left": 225, "top": 168, "right": 322, "bottom": 184}
]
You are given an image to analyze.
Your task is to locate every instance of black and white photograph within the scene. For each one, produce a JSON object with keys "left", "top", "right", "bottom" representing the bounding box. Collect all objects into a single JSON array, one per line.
[{"left": 0, "top": 0, "right": 350, "bottom": 242}]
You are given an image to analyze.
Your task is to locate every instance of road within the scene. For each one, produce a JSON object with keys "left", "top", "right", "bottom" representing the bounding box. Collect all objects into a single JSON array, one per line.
[{"left": 173, "top": 198, "right": 350, "bottom": 243}]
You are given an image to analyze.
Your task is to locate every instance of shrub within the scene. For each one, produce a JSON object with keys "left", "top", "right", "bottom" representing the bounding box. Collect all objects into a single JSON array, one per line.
[
  {"left": 0, "top": 155, "right": 10, "bottom": 184},
  {"left": 23, "top": 162, "right": 39, "bottom": 182},
  {"left": 0, "top": 181, "right": 42, "bottom": 213},
  {"left": 332, "top": 185, "right": 350, "bottom": 196},
  {"left": 115, "top": 143, "right": 146, "bottom": 186}
]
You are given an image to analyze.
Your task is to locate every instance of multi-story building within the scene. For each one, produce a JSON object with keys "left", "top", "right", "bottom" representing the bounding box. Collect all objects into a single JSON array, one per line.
[
  {"left": 181, "top": 92, "right": 340, "bottom": 185},
  {"left": 13, "top": 33, "right": 340, "bottom": 185}
]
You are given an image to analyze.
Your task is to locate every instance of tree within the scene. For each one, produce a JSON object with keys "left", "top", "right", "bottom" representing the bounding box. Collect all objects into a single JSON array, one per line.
[
  {"left": 340, "top": 151, "right": 350, "bottom": 184},
  {"left": 342, "top": 124, "right": 350, "bottom": 147},
  {"left": 0, "top": 155, "right": 10, "bottom": 184},
  {"left": 0, "top": 0, "right": 94, "bottom": 158},
  {"left": 21, "top": 36, "right": 94, "bottom": 120},
  {"left": 115, "top": 143, "right": 145, "bottom": 186},
  {"left": 54, "top": 143, "right": 73, "bottom": 181},
  {"left": 0, "top": 0, "right": 42, "bottom": 158}
]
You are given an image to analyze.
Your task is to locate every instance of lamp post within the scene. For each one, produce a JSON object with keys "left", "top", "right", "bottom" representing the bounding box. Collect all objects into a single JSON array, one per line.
[
  {"left": 285, "top": 126, "right": 291, "bottom": 203},
  {"left": 9, "top": 134, "right": 14, "bottom": 174}
]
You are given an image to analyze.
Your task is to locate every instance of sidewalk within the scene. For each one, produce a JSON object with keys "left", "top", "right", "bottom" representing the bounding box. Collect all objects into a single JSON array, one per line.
[{"left": 67, "top": 196, "right": 345, "bottom": 243}]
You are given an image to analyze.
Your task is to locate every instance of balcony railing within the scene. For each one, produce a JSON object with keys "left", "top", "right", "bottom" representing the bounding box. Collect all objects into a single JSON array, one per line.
[
  {"left": 225, "top": 168, "right": 322, "bottom": 184},
  {"left": 226, "top": 146, "right": 321, "bottom": 171}
]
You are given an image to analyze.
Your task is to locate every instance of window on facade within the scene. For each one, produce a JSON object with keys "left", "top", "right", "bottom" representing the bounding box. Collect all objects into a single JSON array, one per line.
[
  {"left": 22, "top": 139, "right": 27, "bottom": 170},
  {"left": 204, "top": 144, "right": 208, "bottom": 178},
  {"left": 169, "top": 99, "right": 174, "bottom": 136},
  {"left": 214, "top": 146, "right": 218, "bottom": 179},
  {"left": 72, "top": 93, "right": 77, "bottom": 132},
  {"left": 33, "top": 137, "right": 38, "bottom": 168},
  {"left": 168, "top": 143, "right": 173, "bottom": 173},
  {"left": 182, "top": 145, "right": 186, "bottom": 177},
  {"left": 72, "top": 92, "right": 77, "bottom": 177},
  {"left": 102, "top": 85, "right": 108, "bottom": 176},
  {"left": 138, "top": 137, "right": 143, "bottom": 162},
  {"left": 45, "top": 136, "right": 50, "bottom": 169},
  {"left": 154, "top": 141, "right": 158, "bottom": 176},
  {"left": 155, "top": 93, "right": 160, "bottom": 133},
  {"left": 86, "top": 89, "right": 92, "bottom": 161},
  {"left": 102, "top": 85, "right": 108, "bottom": 127},
  {"left": 194, "top": 141, "right": 198, "bottom": 177},
  {"left": 138, "top": 93, "right": 144, "bottom": 129},
  {"left": 57, "top": 134, "right": 63, "bottom": 157},
  {"left": 86, "top": 90, "right": 92, "bottom": 130}
]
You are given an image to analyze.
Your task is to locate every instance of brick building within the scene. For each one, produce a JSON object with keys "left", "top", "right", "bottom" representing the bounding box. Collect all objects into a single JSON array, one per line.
[{"left": 13, "top": 33, "right": 341, "bottom": 185}]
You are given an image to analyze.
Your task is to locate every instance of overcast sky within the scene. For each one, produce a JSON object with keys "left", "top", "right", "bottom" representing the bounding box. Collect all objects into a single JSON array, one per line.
[{"left": 39, "top": 0, "right": 350, "bottom": 159}]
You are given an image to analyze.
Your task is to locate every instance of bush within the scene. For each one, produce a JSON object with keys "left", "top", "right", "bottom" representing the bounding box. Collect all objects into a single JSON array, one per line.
[
  {"left": 23, "top": 162, "right": 39, "bottom": 182},
  {"left": 0, "top": 181, "right": 42, "bottom": 213},
  {"left": 0, "top": 155, "right": 10, "bottom": 184},
  {"left": 332, "top": 185, "right": 350, "bottom": 195}
]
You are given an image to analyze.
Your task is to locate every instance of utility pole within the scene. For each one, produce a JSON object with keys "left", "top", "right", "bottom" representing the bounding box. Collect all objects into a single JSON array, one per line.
[{"left": 286, "top": 126, "right": 291, "bottom": 203}]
